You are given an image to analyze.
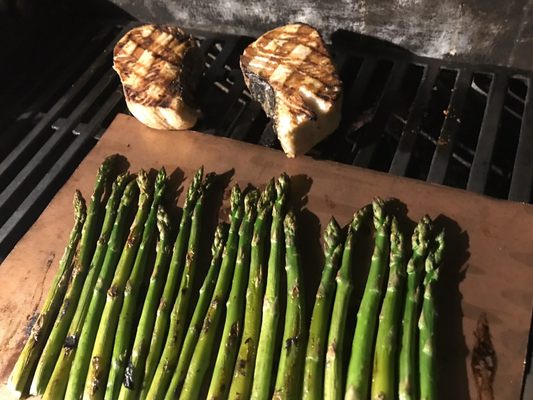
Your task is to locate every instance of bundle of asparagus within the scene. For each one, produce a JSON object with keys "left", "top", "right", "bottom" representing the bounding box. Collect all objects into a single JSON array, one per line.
[{"left": 9, "top": 157, "right": 446, "bottom": 400}]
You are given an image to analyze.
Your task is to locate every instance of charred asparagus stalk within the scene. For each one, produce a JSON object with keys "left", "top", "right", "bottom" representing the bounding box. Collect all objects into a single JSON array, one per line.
[
  {"left": 179, "top": 186, "right": 244, "bottom": 400},
  {"left": 206, "top": 189, "right": 259, "bottom": 400},
  {"left": 41, "top": 173, "right": 130, "bottom": 400},
  {"left": 251, "top": 174, "right": 289, "bottom": 400},
  {"left": 146, "top": 174, "right": 214, "bottom": 399},
  {"left": 419, "top": 231, "right": 444, "bottom": 400},
  {"left": 29, "top": 155, "right": 117, "bottom": 396},
  {"left": 229, "top": 180, "right": 276, "bottom": 400},
  {"left": 302, "top": 218, "right": 343, "bottom": 400},
  {"left": 273, "top": 211, "right": 306, "bottom": 400},
  {"left": 8, "top": 191, "right": 86, "bottom": 397},
  {"left": 60, "top": 179, "right": 138, "bottom": 400},
  {"left": 398, "top": 216, "right": 432, "bottom": 400},
  {"left": 141, "top": 167, "right": 203, "bottom": 397},
  {"left": 83, "top": 170, "right": 152, "bottom": 400},
  {"left": 163, "top": 222, "right": 228, "bottom": 400},
  {"left": 117, "top": 206, "right": 173, "bottom": 400},
  {"left": 106, "top": 168, "right": 167, "bottom": 400},
  {"left": 324, "top": 207, "right": 369, "bottom": 400},
  {"left": 345, "top": 198, "right": 391, "bottom": 400},
  {"left": 371, "top": 217, "right": 406, "bottom": 400}
]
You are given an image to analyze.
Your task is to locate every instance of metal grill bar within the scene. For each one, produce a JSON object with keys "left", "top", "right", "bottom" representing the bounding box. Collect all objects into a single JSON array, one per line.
[
  {"left": 389, "top": 64, "right": 441, "bottom": 175},
  {"left": 467, "top": 74, "right": 508, "bottom": 193},
  {"left": 509, "top": 81, "right": 533, "bottom": 202},
  {"left": 427, "top": 69, "right": 474, "bottom": 184}
]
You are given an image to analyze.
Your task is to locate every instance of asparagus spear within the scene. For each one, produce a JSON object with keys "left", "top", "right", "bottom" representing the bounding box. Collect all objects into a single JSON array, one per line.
[
  {"left": 118, "top": 206, "right": 173, "bottom": 400},
  {"left": 84, "top": 170, "right": 152, "bottom": 400},
  {"left": 60, "top": 179, "right": 139, "bottom": 400},
  {"left": 345, "top": 198, "right": 391, "bottom": 400},
  {"left": 206, "top": 189, "right": 259, "bottom": 400},
  {"left": 29, "top": 155, "right": 117, "bottom": 396},
  {"left": 324, "top": 207, "right": 370, "bottom": 400},
  {"left": 179, "top": 186, "right": 244, "bottom": 400},
  {"left": 106, "top": 168, "right": 167, "bottom": 399},
  {"left": 273, "top": 211, "right": 306, "bottom": 400},
  {"left": 141, "top": 167, "right": 204, "bottom": 397},
  {"left": 251, "top": 174, "right": 289, "bottom": 400},
  {"left": 228, "top": 180, "right": 276, "bottom": 400},
  {"left": 164, "top": 222, "right": 228, "bottom": 400},
  {"left": 419, "top": 231, "right": 444, "bottom": 400},
  {"left": 146, "top": 173, "right": 214, "bottom": 399},
  {"left": 398, "top": 216, "right": 432, "bottom": 400},
  {"left": 8, "top": 191, "right": 86, "bottom": 398},
  {"left": 41, "top": 173, "right": 130, "bottom": 399},
  {"left": 302, "top": 218, "right": 343, "bottom": 400},
  {"left": 371, "top": 217, "right": 407, "bottom": 400}
]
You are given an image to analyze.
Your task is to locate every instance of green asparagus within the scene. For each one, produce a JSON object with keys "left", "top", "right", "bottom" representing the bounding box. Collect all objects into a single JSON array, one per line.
[
  {"left": 371, "top": 217, "right": 406, "bottom": 400},
  {"left": 146, "top": 173, "right": 214, "bottom": 399},
  {"left": 106, "top": 168, "right": 167, "bottom": 399},
  {"left": 229, "top": 180, "right": 275, "bottom": 400},
  {"left": 141, "top": 167, "right": 203, "bottom": 397},
  {"left": 324, "top": 207, "right": 370, "bottom": 400},
  {"left": 84, "top": 170, "right": 152, "bottom": 400},
  {"left": 206, "top": 189, "right": 259, "bottom": 400},
  {"left": 251, "top": 174, "right": 289, "bottom": 400},
  {"left": 179, "top": 185, "right": 244, "bottom": 400},
  {"left": 8, "top": 191, "right": 86, "bottom": 397},
  {"left": 118, "top": 206, "right": 173, "bottom": 400},
  {"left": 419, "top": 231, "right": 444, "bottom": 400},
  {"left": 30, "top": 155, "right": 117, "bottom": 396},
  {"left": 302, "top": 218, "right": 343, "bottom": 400},
  {"left": 60, "top": 179, "right": 139, "bottom": 400},
  {"left": 273, "top": 211, "right": 306, "bottom": 400},
  {"left": 163, "top": 222, "right": 228, "bottom": 400},
  {"left": 345, "top": 198, "right": 391, "bottom": 400},
  {"left": 398, "top": 216, "right": 432, "bottom": 400}
]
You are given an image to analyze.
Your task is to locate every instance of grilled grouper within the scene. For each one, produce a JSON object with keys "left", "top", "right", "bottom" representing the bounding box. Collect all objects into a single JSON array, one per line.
[
  {"left": 240, "top": 23, "right": 343, "bottom": 157},
  {"left": 113, "top": 24, "right": 204, "bottom": 130}
]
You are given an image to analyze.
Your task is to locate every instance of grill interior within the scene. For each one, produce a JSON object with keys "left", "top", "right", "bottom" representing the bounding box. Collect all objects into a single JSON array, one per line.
[{"left": 1, "top": 15, "right": 532, "bottom": 397}]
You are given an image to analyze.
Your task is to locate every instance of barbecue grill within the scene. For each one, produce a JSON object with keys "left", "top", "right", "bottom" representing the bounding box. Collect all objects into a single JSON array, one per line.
[{"left": 1, "top": 1, "right": 532, "bottom": 397}]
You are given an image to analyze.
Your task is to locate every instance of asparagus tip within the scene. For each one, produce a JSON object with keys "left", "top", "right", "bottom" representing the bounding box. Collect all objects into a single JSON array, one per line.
[
  {"left": 73, "top": 190, "right": 87, "bottom": 223},
  {"left": 212, "top": 223, "right": 228, "bottom": 256},
  {"left": 136, "top": 169, "right": 150, "bottom": 193},
  {"left": 324, "top": 217, "right": 342, "bottom": 255},
  {"left": 244, "top": 189, "right": 260, "bottom": 216}
]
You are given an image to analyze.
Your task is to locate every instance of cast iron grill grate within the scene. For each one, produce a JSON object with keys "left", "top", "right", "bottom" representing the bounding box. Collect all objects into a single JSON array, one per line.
[{"left": 1, "top": 20, "right": 533, "bottom": 262}]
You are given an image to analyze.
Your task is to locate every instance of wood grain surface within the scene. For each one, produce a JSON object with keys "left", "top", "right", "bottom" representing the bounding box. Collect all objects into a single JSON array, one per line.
[{"left": 0, "top": 113, "right": 531, "bottom": 399}]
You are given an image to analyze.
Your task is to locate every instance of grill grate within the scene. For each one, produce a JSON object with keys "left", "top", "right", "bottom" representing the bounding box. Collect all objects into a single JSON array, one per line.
[{"left": 1, "top": 21, "right": 533, "bottom": 258}]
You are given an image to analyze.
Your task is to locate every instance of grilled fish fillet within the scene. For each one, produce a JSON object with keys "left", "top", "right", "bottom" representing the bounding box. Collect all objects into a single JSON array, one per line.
[
  {"left": 113, "top": 24, "right": 204, "bottom": 130},
  {"left": 240, "top": 23, "right": 343, "bottom": 157}
]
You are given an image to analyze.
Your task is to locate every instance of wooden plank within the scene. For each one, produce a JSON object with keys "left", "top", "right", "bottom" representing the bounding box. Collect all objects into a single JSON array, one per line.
[{"left": 0, "top": 113, "right": 532, "bottom": 399}]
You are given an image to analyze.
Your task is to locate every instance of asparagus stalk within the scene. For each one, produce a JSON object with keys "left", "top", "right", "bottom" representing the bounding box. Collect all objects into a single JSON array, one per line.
[
  {"left": 84, "top": 170, "right": 152, "bottom": 400},
  {"left": 251, "top": 174, "right": 289, "bottom": 400},
  {"left": 163, "top": 222, "right": 228, "bottom": 400},
  {"left": 118, "top": 206, "right": 173, "bottom": 400},
  {"left": 398, "top": 216, "right": 432, "bottom": 400},
  {"left": 419, "top": 231, "right": 444, "bottom": 400},
  {"left": 141, "top": 167, "right": 204, "bottom": 397},
  {"left": 324, "top": 207, "right": 370, "bottom": 400},
  {"left": 345, "top": 198, "right": 391, "bottom": 400},
  {"left": 146, "top": 173, "right": 214, "bottom": 399},
  {"left": 371, "top": 217, "right": 407, "bottom": 400},
  {"left": 179, "top": 186, "right": 244, "bottom": 400},
  {"left": 29, "top": 155, "right": 117, "bottom": 396},
  {"left": 228, "top": 180, "right": 276, "bottom": 400},
  {"left": 206, "top": 189, "right": 259, "bottom": 400},
  {"left": 302, "top": 218, "right": 343, "bottom": 400},
  {"left": 42, "top": 173, "right": 131, "bottom": 399},
  {"left": 273, "top": 211, "right": 306, "bottom": 400},
  {"left": 60, "top": 179, "right": 139, "bottom": 400},
  {"left": 106, "top": 168, "right": 167, "bottom": 399},
  {"left": 8, "top": 191, "right": 86, "bottom": 397}
]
